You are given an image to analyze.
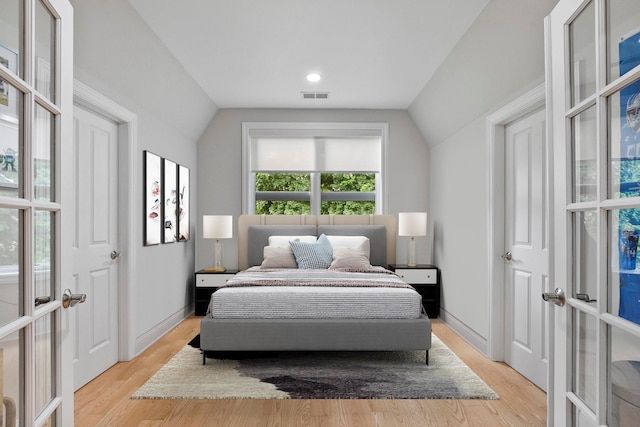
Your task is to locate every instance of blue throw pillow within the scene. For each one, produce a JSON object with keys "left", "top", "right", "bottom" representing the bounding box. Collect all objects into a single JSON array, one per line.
[{"left": 290, "top": 234, "right": 333, "bottom": 269}]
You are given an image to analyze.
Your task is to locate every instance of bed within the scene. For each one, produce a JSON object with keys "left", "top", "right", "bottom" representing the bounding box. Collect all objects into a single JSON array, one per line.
[{"left": 199, "top": 214, "right": 432, "bottom": 364}]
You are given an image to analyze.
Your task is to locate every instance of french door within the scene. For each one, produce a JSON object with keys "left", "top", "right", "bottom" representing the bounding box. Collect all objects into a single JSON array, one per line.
[
  {"left": 548, "top": 0, "right": 640, "bottom": 425},
  {"left": 0, "top": 0, "right": 74, "bottom": 426}
]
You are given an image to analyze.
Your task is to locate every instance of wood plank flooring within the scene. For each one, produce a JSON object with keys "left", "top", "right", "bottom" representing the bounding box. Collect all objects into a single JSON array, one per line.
[{"left": 74, "top": 317, "right": 547, "bottom": 426}]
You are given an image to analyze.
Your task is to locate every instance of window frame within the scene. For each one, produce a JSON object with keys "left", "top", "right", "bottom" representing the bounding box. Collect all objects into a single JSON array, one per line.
[{"left": 242, "top": 122, "right": 388, "bottom": 215}]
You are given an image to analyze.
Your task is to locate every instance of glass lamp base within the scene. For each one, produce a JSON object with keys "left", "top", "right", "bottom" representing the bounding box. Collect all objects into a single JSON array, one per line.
[
  {"left": 206, "top": 239, "right": 225, "bottom": 272},
  {"left": 408, "top": 236, "right": 416, "bottom": 266}
]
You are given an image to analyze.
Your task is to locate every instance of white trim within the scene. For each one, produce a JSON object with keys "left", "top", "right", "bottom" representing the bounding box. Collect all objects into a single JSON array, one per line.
[
  {"left": 486, "top": 84, "right": 546, "bottom": 361},
  {"left": 134, "top": 307, "right": 186, "bottom": 356},
  {"left": 543, "top": 16, "right": 555, "bottom": 426},
  {"left": 439, "top": 309, "right": 489, "bottom": 356},
  {"left": 73, "top": 80, "right": 138, "bottom": 361},
  {"left": 241, "top": 122, "right": 388, "bottom": 214}
]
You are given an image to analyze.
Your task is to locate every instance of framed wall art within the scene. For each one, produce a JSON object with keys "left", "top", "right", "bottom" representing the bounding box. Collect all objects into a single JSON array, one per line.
[
  {"left": 143, "top": 151, "right": 162, "bottom": 245},
  {"left": 178, "top": 164, "right": 190, "bottom": 241},
  {"left": 163, "top": 158, "right": 178, "bottom": 243}
]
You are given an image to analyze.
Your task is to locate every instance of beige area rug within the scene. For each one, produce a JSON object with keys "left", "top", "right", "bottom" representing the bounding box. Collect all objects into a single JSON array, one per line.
[{"left": 132, "top": 334, "right": 498, "bottom": 400}]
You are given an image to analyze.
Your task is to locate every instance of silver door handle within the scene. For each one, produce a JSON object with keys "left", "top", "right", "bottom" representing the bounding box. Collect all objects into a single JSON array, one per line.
[
  {"left": 542, "top": 288, "right": 566, "bottom": 307},
  {"left": 502, "top": 252, "right": 512, "bottom": 261},
  {"left": 34, "top": 296, "right": 51, "bottom": 307},
  {"left": 62, "top": 289, "right": 86, "bottom": 309},
  {"left": 110, "top": 250, "right": 121, "bottom": 260},
  {"left": 576, "top": 293, "right": 596, "bottom": 303}
]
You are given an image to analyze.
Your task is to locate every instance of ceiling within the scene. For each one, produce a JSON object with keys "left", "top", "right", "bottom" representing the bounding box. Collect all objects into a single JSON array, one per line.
[{"left": 127, "top": 0, "right": 490, "bottom": 110}]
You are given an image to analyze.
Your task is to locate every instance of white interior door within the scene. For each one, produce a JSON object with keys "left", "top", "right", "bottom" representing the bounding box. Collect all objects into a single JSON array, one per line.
[
  {"left": 72, "top": 105, "right": 119, "bottom": 390},
  {"left": 0, "top": 0, "right": 75, "bottom": 425},
  {"left": 504, "top": 108, "right": 548, "bottom": 391},
  {"left": 548, "top": 0, "right": 640, "bottom": 425}
]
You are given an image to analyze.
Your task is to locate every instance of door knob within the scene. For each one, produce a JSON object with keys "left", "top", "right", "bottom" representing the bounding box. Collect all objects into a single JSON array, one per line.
[
  {"left": 542, "top": 288, "right": 566, "bottom": 307},
  {"left": 62, "top": 289, "right": 86, "bottom": 309},
  {"left": 502, "top": 252, "right": 512, "bottom": 261},
  {"left": 110, "top": 250, "right": 121, "bottom": 260}
]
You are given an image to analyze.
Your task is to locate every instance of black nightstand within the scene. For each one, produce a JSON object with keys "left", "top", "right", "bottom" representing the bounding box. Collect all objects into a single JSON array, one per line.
[
  {"left": 194, "top": 269, "right": 238, "bottom": 316},
  {"left": 388, "top": 264, "right": 440, "bottom": 318}
]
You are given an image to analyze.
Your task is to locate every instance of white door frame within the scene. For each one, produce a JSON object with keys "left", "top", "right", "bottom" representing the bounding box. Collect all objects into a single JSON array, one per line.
[
  {"left": 73, "top": 81, "right": 138, "bottom": 361},
  {"left": 486, "top": 83, "right": 547, "bottom": 361}
]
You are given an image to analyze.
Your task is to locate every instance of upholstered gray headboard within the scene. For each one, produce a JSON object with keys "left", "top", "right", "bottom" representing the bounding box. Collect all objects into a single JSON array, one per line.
[{"left": 238, "top": 215, "right": 396, "bottom": 270}]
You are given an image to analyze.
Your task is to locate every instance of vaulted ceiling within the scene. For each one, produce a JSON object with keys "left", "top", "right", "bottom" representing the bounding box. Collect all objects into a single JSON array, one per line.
[{"left": 127, "top": 0, "right": 490, "bottom": 109}]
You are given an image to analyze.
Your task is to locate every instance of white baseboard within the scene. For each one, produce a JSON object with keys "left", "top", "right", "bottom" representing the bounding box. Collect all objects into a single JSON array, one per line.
[
  {"left": 134, "top": 307, "right": 194, "bottom": 356},
  {"left": 439, "top": 308, "right": 489, "bottom": 357}
]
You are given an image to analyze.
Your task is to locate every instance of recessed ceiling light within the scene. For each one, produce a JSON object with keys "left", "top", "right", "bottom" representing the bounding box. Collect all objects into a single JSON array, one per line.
[{"left": 306, "top": 73, "right": 321, "bottom": 82}]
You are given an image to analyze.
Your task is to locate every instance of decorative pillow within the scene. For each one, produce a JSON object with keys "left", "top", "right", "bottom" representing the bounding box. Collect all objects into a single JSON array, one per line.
[
  {"left": 268, "top": 235, "right": 317, "bottom": 247},
  {"left": 331, "top": 239, "right": 370, "bottom": 260},
  {"left": 290, "top": 234, "right": 333, "bottom": 269},
  {"left": 260, "top": 246, "right": 298, "bottom": 269},
  {"left": 329, "top": 252, "right": 372, "bottom": 270}
]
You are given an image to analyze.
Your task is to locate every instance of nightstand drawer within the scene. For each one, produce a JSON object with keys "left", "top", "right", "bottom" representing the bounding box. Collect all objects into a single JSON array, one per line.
[
  {"left": 196, "top": 273, "right": 235, "bottom": 287},
  {"left": 394, "top": 268, "right": 437, "bottom": 284}
]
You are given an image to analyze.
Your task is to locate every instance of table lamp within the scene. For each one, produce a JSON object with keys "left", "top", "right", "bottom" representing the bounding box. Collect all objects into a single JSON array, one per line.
[
  {"left": 203, "top": 215, "right": 233, "bottom": 272},
  {"left": 398, "top": 212, "right": 427, "bottom": 267}
]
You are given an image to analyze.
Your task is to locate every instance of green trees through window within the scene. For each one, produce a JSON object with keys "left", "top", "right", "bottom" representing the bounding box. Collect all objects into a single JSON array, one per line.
[{"left": 255, "top": 172, "right": 375, "bottom": 215}]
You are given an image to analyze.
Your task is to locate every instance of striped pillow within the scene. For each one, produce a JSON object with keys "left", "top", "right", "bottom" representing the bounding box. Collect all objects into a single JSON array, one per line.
[{"left": 289, "top": 234, "right": 333, "bottom": 269}]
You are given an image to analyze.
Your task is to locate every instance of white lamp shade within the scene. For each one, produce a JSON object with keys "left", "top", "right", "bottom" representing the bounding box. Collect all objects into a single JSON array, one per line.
[
  {"left": 398, "top": 212, "right": 427, "bottom": 237},
  {"left": 202, "top": 215, "right": 233, "bottom": 239}
]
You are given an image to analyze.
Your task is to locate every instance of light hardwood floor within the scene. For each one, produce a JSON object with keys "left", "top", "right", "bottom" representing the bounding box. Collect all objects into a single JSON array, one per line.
[{"left": 74, "top": 317, "right": 547, "bottom": 426}]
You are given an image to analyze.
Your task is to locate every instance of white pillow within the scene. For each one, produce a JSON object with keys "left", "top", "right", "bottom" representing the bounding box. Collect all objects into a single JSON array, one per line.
[
  {"left": 268, "top": 235, "right": 317, "bottom": 247},
  {"left": 332, "top": 239, "right": 370, "bottom": 260},
  {"left": 260, "top": 246, "right": 298, "bottom": 269},
  {"left": 325, "top": 235, "right": 368, "bottom": 247}
]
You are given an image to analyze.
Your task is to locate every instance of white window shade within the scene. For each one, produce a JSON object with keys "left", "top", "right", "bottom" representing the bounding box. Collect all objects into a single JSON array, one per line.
[
  {"left": 252, "top": 137, "right": 316, "bottom": 171},
  {"left": 250, "top": 136, "right": 381, "bottom": 172}
]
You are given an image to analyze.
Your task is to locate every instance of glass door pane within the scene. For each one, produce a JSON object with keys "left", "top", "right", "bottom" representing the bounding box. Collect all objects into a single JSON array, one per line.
[
  {"left": 0, "top": 84, "right": 23, "bottom": 197},
  {"left": 35, "top": 314, "right": 54, "bottom": 417},
  {"left": 609, "top": 85, "right": 640, "bottom": 199},
  {"left": 610, "top": 208, "right": 640, "bottom": 325},
  {"left": 0, "top": 330, "right": 23, "bottom": 426},
  {"left": 575, "top": 210, "right": 598, "bottom": 297},
  {"left": 0, "top": 207, "right": 22, "bottom": 327},
  {"left": 34, "top": 210, "right": 53, "bottom": 300},
  {"left": 34, "top": 0, "right": 55, "bottom": 102},
  {"left": 573, "top": 309, "right": 598, "bottom": 412},
  {"left": 34, "top": 103, "right": 54, "bottom": 201},
  {"left": 607, "top": 0, "right": 640, "bottom": 84},
  {"left": 573, "top": 106, "right": 598, "bottom": 202},
  {"left": 609, "top": 325, "right": 640, "bottom": 426},
  {"left": 0, "top": 0, "right": 24, "bottom": 79},
  {"left": 569, "top": 1, "right": 596, "bottom": 106}
]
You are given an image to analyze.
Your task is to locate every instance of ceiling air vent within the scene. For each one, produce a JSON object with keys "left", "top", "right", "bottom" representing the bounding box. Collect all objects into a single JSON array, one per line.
[{"left": 301, "top": 92, "right": 330, "bottom": 100}]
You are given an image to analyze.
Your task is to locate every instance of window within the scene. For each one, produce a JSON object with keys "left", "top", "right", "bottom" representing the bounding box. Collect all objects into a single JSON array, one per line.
[{"left": 242, "top": 122, "right": 387, "bottom": 215}]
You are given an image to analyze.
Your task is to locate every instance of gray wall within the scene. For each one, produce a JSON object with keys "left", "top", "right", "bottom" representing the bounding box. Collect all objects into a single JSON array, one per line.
[
  {"left": 409, "top": 0, "right": 558, "bottom": 346},
  {"left": 196, "top": 109, "right": 430, "bottom": 271},
  {"left": 72, "top": 0, "right": 217, "bottom": 352}
]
